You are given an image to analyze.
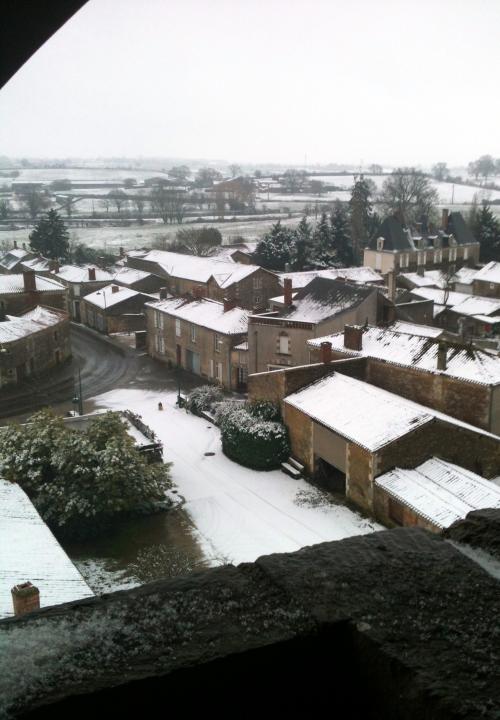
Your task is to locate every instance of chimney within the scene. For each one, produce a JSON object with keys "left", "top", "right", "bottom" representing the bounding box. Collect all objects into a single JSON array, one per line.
[
  {"left": 13, "top": 240, "right": 17, "bottom": 249},
  {"left": 223, "top": 297, "right": 237, "bottom": 313},
  {"left": 23, "top": 270, "right": 36, "bottom": 293},
  {"left": 437, "top": 341, "right": 447, "bottom": 371},
  {"left": 88, "top": 267, "right": 96, "bottom": 281},
  {"left": 159, "top": 287, "right": 168, "bottom": 300},
  {"left": 284, "top": 262, "right": 291, "bottom": 273},
  {"left": 387, "top": 270, "right": 396, "bottom": 302},
  {"left": 119, "top": 246, "right": 125, "bottom": 258},
  {"left": 441, "top": 208, "right": 449, "bottom": 231},
  {"left": 49, "top": 259, "right": 60, "bottom": 273},
  {"left": 344, "top": 324, "right": 363, "bottom": 351},
  {"left": 284, "top": 277, "right": 293, "bottom": 307},
  {"left": 22, "top": 242, "right": 26, "bottom": 250},
  {"left": 320, "top": 341, "right": 332, "bottom": 364},
  {"left": 417, "top": 265, "right": 425, "bottom": 277},
  {"left": 111, "top": 285, "right": 119, "bottom": 294},
  {"left": 11, "top": 582, "right": 40, "bottom": 616}
]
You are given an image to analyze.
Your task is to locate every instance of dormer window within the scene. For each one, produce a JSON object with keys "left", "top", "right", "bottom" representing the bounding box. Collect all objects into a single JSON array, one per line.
[
  {"left": 376, "top": 237, "right": 384, "bottom": 251},
  {"left": 449, "top": 234, "right": 457, "bottom": 247},
  {"left": 434, "top": 236, "right": 441, "bottom": 249}
]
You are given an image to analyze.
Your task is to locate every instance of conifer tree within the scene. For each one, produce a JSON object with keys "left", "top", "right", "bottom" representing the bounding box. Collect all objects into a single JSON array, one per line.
[
  {"left": 349, "top": 175, "right": 374, "bottom": 264},
  {"left": 292, "top": 215, "right": 312, "bottom": 270},
  {"left": 330, "top": 201, "right": 353, "bottom": 266},
  {"left": 253, "top": 220, "right": 295, "bottom": 271},
  {"left": 474, "top": 205, "right": 500, "bottom": 263},
  {"left": 312, "top": 211, "right": 336, "bottom": 267},
  {"left": 29, "top": 209, "right": 70, "bottom": 260}
]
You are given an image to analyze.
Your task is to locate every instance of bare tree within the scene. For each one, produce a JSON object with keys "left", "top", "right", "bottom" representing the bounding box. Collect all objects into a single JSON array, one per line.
[
  {"left": 282, "top": 169, "right": 307, "bottom": 193},
  {"left": 378, "top": 168, "right": 438, "bottom": 228},
  {"left": 229, "top": 163, "right": 241, "bottom": 178},
  {"left": 432, "top": 162, "right": 448, "bottom": 181},
  {"left": 107, "top": 189, "right": 128, "bottom": 216},
  {"left": 151, "top": 187, "right": 186, "bottom": 224},
  {"left": 310, "top": 180, "right": 324, "bottom": 196},
  {"left": 369, "top": 164, "right": 383, "bottom": 175},
  {"left": 17, "top": 187, "right": 50, "bottom": 222},
  {"left": 133, "top": 191, "right": 147, "bottom": 224}
]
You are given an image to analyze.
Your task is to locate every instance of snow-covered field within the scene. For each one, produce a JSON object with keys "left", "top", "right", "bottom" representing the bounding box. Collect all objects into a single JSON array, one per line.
[
  {"left": 10, "top": 168, "right": 172, "bottom": 182},
  {"left": 92, "top": 388, "right": 379, "bottom": 566}
]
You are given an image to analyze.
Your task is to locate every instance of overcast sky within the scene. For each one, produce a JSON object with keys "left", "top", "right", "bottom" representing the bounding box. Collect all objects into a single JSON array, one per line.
[{"left": 0, "top": 0, "right": 499, "bottom": 167}]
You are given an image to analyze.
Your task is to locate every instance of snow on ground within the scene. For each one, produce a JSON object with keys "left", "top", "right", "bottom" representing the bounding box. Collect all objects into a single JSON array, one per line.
[{"left": 91, "top": 388, "right": 379, "bottom": 566}]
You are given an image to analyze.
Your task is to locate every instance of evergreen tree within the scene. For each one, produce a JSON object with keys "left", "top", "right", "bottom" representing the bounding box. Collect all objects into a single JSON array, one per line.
[
  {"left": 253, "top": 220, "right": 295, "bottom": 271},
  {"left": 349, "top": 175, "right": 374, "bottom": 264},
  {"left": 474, "top": 205, "right": 500, "bottom": 262},
  {"left": 292, "top": 215, "right": 312, "bottom": 270},
  {"left": 330, "top": 201, "right": 353, "bottom": 266},
  {"left": 29, "top": 209, "right": 70, "bottom": 260},
  {"left": 312, "top": 211, "right": 336, "bottom": 267}
]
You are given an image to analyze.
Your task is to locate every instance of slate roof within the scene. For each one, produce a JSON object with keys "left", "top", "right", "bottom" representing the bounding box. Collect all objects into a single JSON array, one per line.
[
  {"left": 274, "top": 277, "right": 375, "bottom": 324},
  {"left": 277, "top": 266, "right": 383, "bottom": 289},
  {"left": 375, "top": 458, "right": 500, "bottom": 529},
  {"left": 148, "top": 297, "right": 248, "bottom": 334},
  {"left": 473, "top": 261, "right": 500, "bottom": 284},
  {"left": 0, "top": 479, "right": 93, "bottom": 618},
  {"left": 308, "top": 324, "right": 500, "bottom": 385},
  {"left": 368, "top": 211, "right": 477, "bottom": 251},
  {"left": 368, "top": 216, "right": 413, "bottom": 251},
  {"left": 83, "top": 284, "right": 155, "bottom": 310},
  {"left": 0, "top": 274, "right": 66, "bottom": 295},
  {"left": 55, "top": 265, "right": 115, "bottom": 283},
  {"left": 0, "top": 248, "right": 33, "bottom": 271}
]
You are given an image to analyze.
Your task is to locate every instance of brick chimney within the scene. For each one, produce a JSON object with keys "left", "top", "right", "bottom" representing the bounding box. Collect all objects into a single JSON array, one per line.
[
  {"left": 23, "top": 270, "right": 36, "bottom": 292},
  {"left": 386, "top": 270, "right": 396, "bottom": 302},
  {"left": 437, "top": 341, "right": 447, "bottom": 371},
  {"left": 22, "top": 242, "right": 26, "bottom": 250},
  {"left": 320, "top": 341, "right": 332, "bottom": 363},
  {"left": 159, "top": 287, "right": 168, "bottom": 300},
  {"left": 11, "top": 582, "right": 40, "bottom": 616},
  {"left": 13, "top": 240, "right": 17, "bottom": 249},
  {"left": 223, "top": 297, "right": 237, "bottom": 313},
  {"left": 119, "top": 246, "right": 125, "bottom": 258},
  {"left": 284, "top": 277, "right": 293, "bottom": 307},
  {"left": 88, "top": 267, "right": 96, "bottom": 281},
  {"left": 111, "top": 285, "right": 120, "bottom": 294},
  {"left": 344, "top": 325, "right": 363, "bottom": 351},
  {"left": 441, "top": 208, "right": 449, "bottom": 231},
  {"left": 417, "top": 265, "right": 425, "bottom": 277}
]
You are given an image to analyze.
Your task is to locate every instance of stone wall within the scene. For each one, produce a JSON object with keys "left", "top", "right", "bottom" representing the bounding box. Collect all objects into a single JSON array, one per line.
[
  {"left": 281, "top": 403, "right": 314, "bottom": 472},
  {"left": 373, "top": 486, "right": 440, "bottom": 532},
  {"left": 0, "top": 289, "right": 67, "bottom": 317}
]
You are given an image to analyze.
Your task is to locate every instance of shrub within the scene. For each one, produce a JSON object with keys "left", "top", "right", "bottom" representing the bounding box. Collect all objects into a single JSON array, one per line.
[
  {"left": 219, "top": 404, "right": 290, "bottom": 470},
  {"left": 213, "top": 400, "right": 246, "bottom": 429},
  {"left": 187, "top": 385, "right": 223, "bottom": 415},
  {"left": 248, "top": 400, "right": 281, "bottom": 422}
]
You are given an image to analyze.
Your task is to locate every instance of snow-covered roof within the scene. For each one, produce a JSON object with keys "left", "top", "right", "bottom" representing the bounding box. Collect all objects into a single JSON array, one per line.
[
  {"left": 389, "top": 321, "right": 443, "bottom": 338},
  {"left": 285, "top": 373, "right": 434, "bottom": 451},
  {"left": 375, "top": 457, "right": 500, "bottom": 529},
  {"left": 0, "top": 248, "right": 32, "bottom": 270},
  {"left": 473, "top": 261, "right": 500, "bottom": 284},
  {"left": 278, "top": 266, "right": 383, "bottom": 290},
  {"left": 411, "top": 287, "right": 500, "bottom": 317},
  {"left": 133, "top": 250, "right": 264, "bottom": 288},
  {"left": 83, "top": 284, "right": 154, "bottom": 310},
  {"left": 410, "top": 287, "right": 472, "bottom": 307},
  {"left": 20, "top": 257, "right": 51, "bottom": 272},
  {"left": 401, "top": 267, "right": 478, "bottom": 289},
  {"left": 112, "top": 267, "right": 151, "bottom": 285},
  {"left": 149, "top": 297, "right": 248, "bottom": 334},
  {"left": 275, "top": 277, "right": 375, "bottom": 324},
  {"left": 233, "top": 340, "right": 248, "bottom": 351},
  {"left": 55, "top": 265, "right": 115, "bottom": 283},
  {"left": 0, "top": 273, "right": 65, "bottom": 295},
  {"left": 307, "top": 325, "right": 500, "bottom": 386},
  {"left": 0, "top": 306, "right": 67, "bottom": 344},
  {"left": 0, "top": 479, "right": 93, "bottom": 618}
]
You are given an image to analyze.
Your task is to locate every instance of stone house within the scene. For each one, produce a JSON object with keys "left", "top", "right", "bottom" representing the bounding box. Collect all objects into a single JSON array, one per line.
[
  {"left": 248, "top": 362, "right": 500, "bottom": 528},
  {"left": 127, "top": 249, "right": 280, "bottom": 311},
  {"left": 409, "top": 286, "right": 500, "bottom": 336},
  {"left": 471, "top": 262, "right": 500, "bottom": 298},
  {"left": 0, "top": 272, "right": 67, "bottom": 318},
  {"left": 307, "top": 324, "right": 500, "bottom": 434},
  {"left": 0, "top": 306, "right": 71, "bottom": 387},
  {"left": 112, "top": 267, "right": 166, "bottom": 294},
  {"left": 81, "top": 284, "right": 157, "bottom": 334},
  {"left": 50, "top": 265, "right": 115, "bottom": 321},
  {"left": 248, "top": 277, "right": 380, "bottom": 374},
  {"left": 363, "top": 210, "right": 479, "bottom": 274},
  {"left": 146, "top": 296, "right": 248, "bottom": 390},
  {"left": 398, "top": 266, "right": 478, "bottom": 295}
]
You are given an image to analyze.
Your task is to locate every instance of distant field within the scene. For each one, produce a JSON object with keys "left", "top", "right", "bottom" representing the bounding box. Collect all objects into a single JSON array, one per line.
[
  {"left": 8, "top": 168, "right": 171, "bottom": 182},
  {"left": 0, "top": 216, "right": 304, "bottom": 251}
]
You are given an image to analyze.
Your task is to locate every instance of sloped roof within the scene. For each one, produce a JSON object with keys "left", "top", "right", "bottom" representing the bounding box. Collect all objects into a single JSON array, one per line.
[
  {"left": 368, "top": 216, "right": 413, "bottom": 251},
  {"left": 276, "top": 277, "right": 375, "bottom": 324},
  {"left": 447, "top": 211, "right": 477, "bottom": 246},
  {"left": 55, "top": 265, "right": 114, "bottom": 283},
  {"left": 410, "top": 287, "right": 500, "bottom": 316},
  {"left": 149, "top": 297, "right": 248, "bottom": 334},
  {"left": 368, "top": 211, "right": 476, "bottom": 251},
  {"left": 277, "top": 266, "right": 383, "bottom": 289},
  {"left": 0, "top": 306, "right": 67, "bottom": 343},
  {"left": 390, "top": 321, "right": 443, "bottom": 338},
  {"left": 307, "top": 325, "right": 500, "bottom": 385},
  {"left": 0, "top": 248, "right": 33, "bottom": 270},
  {"left": 473, "top": 261, "right": 500, "bottom": 284},
  {"left": 0, "top": 273, "right": 66, "bottom": 295},
  {"left": 132, "top": 250, "right": 265, "bottom": 288},
  {"left": 112, "top": 267, "right": 152, "bottom": 285},
  {"left": 401, "top": 267, "right": 478, "bottom": 289},
  {"left": 0, "top": 479, "right": 93, "bottom": 618},
  {"left": 83, "top": 284, "right": 155, "bottom": 310},
  {"left": 375, "top": 457, "right": 500, "bottom": 529}
]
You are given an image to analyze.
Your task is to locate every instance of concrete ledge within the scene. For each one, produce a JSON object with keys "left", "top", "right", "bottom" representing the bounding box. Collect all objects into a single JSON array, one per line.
[{"left": 1, "top": 527, "right": 499, "bottom": 718}]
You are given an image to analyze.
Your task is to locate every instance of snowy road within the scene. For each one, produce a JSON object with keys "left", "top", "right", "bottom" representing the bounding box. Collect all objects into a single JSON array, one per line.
[{"left": 93, "top": 388, "right": 380, "bottom": 566}]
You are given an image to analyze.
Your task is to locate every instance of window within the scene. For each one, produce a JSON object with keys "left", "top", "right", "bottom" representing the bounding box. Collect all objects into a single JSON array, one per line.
[
  {"left": 376, "top": 237, "right": 384, "bottom": 251},
  {"left": 216, "top": 362, "right": 223, "bottom": 383},
  {"left": 464, "top": 247, "right": 469, "bottom": 260},
  {"left": 417, "top": 252, "right": 426, "bottom": 266},
  {"left": 278, "top": 333, "right": 290, "bottom": 355},
  {"left": 175, "top": 318, "right": 181, "bottom": 336},
  {"left": 209, "top": 359, "right": 214, "bottom": 377},
  {"left": 53, "top": 330, "right": 59, "bottom": 342},
  {"left": 399, "top": 253, "right": 409, "bottom": 268},
  {"left": 191, "top": 324, "right": 197, "bottom": 343},
  {"left": 253, "top": 276, "right": 263, "bottom": 290},
  {"left": 73, "top": 284, "right": 81, "bottom": 297},
  {"left": 214, "top": 334, "right": 223, "bottom": 353},
  {"left": 154, "top": 310, "right": 163, "bottom": 329},
  {"left": 155, "top": 335, "right": 165, "bottom": 354},
  {"left": 434, "top": 250, "right": 442, "bottom": 264},
  {"left": 449, "top": 247, "right": 457, "bottom": 262},
  {"left": 254, "top": 295, "right": 261, "bottom": 306}
]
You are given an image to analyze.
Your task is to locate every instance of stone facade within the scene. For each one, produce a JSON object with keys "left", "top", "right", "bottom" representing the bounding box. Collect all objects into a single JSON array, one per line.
[
  {"left": 81, "top": 291, "right": 153, "bottom": 334},
  {"left": 364, "top": 242, "right": 479, "bottom": 274},
  {"left": 0, "top": 274, "right": 67, "bottom": 318}
]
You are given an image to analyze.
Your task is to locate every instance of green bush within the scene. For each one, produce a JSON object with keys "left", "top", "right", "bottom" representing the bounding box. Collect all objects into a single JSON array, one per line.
[
  {"left": 187, "top": 385, "right": 223, "bottom": 415},
  {"left": 219, "top": 405, "right": 290, "bottom": 470},
  {"left": 248, "top": 400, "right": 282, "bottom": 422}
]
